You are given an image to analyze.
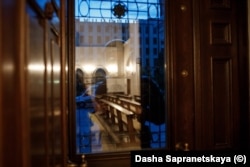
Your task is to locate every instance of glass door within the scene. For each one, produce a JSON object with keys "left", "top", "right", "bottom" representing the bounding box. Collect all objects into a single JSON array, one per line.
[{"left": 74, "top": 0, "right": 166, "bottom": 154}]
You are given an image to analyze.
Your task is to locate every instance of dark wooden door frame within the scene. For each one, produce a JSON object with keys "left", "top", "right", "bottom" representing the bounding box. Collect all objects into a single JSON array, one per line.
[
  {"left": 167, "top": 0, "right": 196, "bottom": 151},
  {"left": 237, "top": 0, "right": 250, "bottom": 150}
]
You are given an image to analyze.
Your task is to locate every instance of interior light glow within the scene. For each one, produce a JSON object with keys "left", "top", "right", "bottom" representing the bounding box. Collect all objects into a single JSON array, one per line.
[
  {"left": 83, "top": 64, "right": 95, "bottom": 73},
  {"left": 107, "top": 64, "right": 118, "bottom": 73},
  {"left": 126, "top": 65, "right": 133, "bottom": 72}
]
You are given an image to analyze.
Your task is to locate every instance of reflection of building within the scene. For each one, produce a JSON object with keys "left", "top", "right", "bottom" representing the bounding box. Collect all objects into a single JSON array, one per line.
[
  {"left": 75, "top": 19, "right": 141, "bottom": 96},
  {"left": 75, "top": 17, "right": 165, "bottom": 96},
  {"left": 139, "top": 19, "right": 165, "bottom": 79}
]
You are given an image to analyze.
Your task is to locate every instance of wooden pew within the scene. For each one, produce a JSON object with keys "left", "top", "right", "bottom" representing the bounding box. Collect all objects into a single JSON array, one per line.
[
  {"left": 99, "top": 99, "right": 137, "bottom": 143},
  {"left": 104, "top": 94, "right": 141, "bottom": 115},
  {"left": 116, "top": 94, "right": 133, "bottom": 100},
  {"left": 134, "top": 95, "right": 141, "bottom": 103},
  {"left": 119, "top": 98, "right": 141, "bottom": 115},
  {"left": 104, "top": 94, "right": 119, "bottom": 103}
]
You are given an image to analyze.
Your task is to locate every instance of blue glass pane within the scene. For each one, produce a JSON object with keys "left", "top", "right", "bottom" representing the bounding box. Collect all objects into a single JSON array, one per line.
[
  {"left": 101, "top": 1, "right": 112, "bottom": 9},
  {"left": 89, "top": 9, "right": 101, "bottom": 17},
  {"left": 128, "top": 11, "right": 138, "bottom": 20},
  {"left": 79, "top": 1, "right": 89, "bottom": 16},
  {"left": 89, "top": 1, "right": 101, "bottom": 8},
  {"left": 101, "top": 9, "right": 112, "bottom": 19},
  {"left": 75, "top": 0, "right": 161, "bottom": 21},
  {"left": 149, "top": 4, "right": 158, "bottom": 18},
  {"left": 127, "top": 2, "right": 138, "bottom": 11}
]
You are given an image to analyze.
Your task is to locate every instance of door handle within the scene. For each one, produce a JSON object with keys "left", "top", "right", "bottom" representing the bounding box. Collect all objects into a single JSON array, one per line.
[{"left": 175, "top": 142, "right": 190, "bottom": 151}]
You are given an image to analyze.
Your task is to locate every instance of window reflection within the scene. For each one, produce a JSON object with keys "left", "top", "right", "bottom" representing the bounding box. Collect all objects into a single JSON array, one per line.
[{"left": 75, "top": 0, "right": 166, "bottom": 154}]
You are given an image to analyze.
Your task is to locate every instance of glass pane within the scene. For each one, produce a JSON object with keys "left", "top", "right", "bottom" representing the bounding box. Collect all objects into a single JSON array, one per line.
[{"left": 75, "top": 0, "right": 166, "bottom": 154}]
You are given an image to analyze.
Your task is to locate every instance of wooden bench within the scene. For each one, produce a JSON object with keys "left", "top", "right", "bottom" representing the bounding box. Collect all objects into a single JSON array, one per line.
[
  {"left": 104, "top": 94, "right": 119, "bottom": 103},
  {"left": 134, "top": 95, "right": 141, "bottom": 103},
  {"left": 99, "top": 99, "right": 136, "bottom": 143},
  {"left": 119, "top": 98, "right": 141, "bottom": 115},
  {"left": 116, "top": 94, "right": 133, "bottom": 100},
  {"left": 104, "top": 94, "right": 141, "bottom": 115}
]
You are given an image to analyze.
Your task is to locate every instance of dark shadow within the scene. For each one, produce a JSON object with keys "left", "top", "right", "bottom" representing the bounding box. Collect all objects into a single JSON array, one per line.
[{"left": 140, "top": 76, "right": 166, "bottom": 148}]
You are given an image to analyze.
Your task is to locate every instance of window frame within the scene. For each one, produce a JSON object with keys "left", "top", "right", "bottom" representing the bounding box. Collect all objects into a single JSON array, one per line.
[{"left": 67, "top": 0, "right": 170, "bottom": 163}]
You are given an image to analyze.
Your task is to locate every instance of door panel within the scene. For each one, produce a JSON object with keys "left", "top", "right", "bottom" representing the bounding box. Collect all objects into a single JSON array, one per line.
[
  {"left": 0, "top": 0, "right": 67, "bottom": 166},
  {"left": 161, "top": 0, "right": 247, "bottom": 151},
  {"left": 196, "top": 0, "right": 248, "bottom": 150},
  {"left": 26, "top": 1, "right": 66, "bottom": 166}
]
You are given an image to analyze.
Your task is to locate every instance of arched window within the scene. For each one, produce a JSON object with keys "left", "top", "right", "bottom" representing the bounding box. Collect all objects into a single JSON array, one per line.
[{"left": 94, "top": 68, "right": 107, "bottom": 95}]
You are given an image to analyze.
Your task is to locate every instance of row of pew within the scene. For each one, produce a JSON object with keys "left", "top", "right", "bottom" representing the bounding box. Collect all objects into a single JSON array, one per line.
[{"left": 95, "top": 94, "right": 141, "bottom": 144}]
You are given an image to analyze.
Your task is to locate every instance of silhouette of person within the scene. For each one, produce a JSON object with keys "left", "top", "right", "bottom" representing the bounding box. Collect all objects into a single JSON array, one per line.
[{"left": 140, "top": 76, "right": 165, "bottom": 148}]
